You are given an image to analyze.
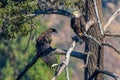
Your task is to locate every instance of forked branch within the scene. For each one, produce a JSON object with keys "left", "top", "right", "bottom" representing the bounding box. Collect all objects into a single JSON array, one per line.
[
  {"left": 51, "top": 41, "right": 76, "bottom": 80},
  {"left": 84, "top": 33, "right": 120, "bottom": 55}
]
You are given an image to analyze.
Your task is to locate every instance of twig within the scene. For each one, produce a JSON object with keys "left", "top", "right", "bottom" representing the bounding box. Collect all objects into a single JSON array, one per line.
[
  {"left": 83, "top": 52, "right": 92, "bottom": 68},
  {"left": 51, "top": 41, "right": 76, "bottom": 80},
  {"left": 84, "top": 33, "right": 101, "bottom": 45},
  {"left": 96, "top": 69, "right": 120, "bottom": 80},
  {"left": 102, "top": 43, "right": 120, "bottom": 54},
  {"left": 93, "top": 0, "right": 104, "bottom": 36},
  {"left": 23, "top": 20, "right": 33, "bottom": 53},
  {"left": 65, "top": 66, "right": 69, "bottom": 80},
  {"left": 105, "top": 33, "right": 120, "bottom": 37},
  {"left": 84, "top": 33, "right": 120, "bottom": 55},
  {"left": 104, "top": 8, "right": 120, "bottom": 31}
]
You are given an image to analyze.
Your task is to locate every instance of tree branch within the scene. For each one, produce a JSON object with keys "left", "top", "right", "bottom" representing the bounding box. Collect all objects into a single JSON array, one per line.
[
  {"left": 104, "top": 8, "right": 120, "bottom": 31},
  {"left": 84, "top": 33, "right": 120, "bottom": 55},
  {"left": 51, "top": 41, "right": 76, "bottom": 80},
  {"left": 65, "top": 66, "right": 69, "bottom": 80},
  {"left": 33, "top": 8, "right": 72, "bottom": 17},
  {"left": 17, "top": 8, "right": 72, "bottom": 25},
  {"left": 102, "top": 43, "right": 120, "bottom": 54},
  {"left": 53, "top": 48, "right": 86, "bottom": 60},
  {"left": 93, "top": 0, "right": 104, "bottom": 36},
  {"left": 105, "top": 33, "right": 120, "bottom": 37},
  {"left": 96, "top": 69, "right": 120, "bottom": 80},
  {"left": 89, "top": 69, "right": 120, "bottom": 80}
]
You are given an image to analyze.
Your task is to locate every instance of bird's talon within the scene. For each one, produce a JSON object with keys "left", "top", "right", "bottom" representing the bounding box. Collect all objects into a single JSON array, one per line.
[{"left": 79, "top": 32, "right": 83, "bottom": 36}]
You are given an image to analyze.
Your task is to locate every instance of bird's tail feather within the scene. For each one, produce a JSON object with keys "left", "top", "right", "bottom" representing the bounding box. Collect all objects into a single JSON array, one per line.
[
  {"left": 16, "top": 55, "right": 39, "bottom": 80},
  {"left": 41, "top": 52, "right": 58, "bottom": 69}
]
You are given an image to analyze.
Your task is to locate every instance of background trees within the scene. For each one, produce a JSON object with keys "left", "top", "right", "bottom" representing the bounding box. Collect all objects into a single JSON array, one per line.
[{"left": 0, "top": 0, "right": 120, "bottom": 80}]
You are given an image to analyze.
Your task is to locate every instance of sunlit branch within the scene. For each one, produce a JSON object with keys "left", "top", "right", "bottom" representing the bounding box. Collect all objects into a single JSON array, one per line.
[
  {"left": 93, "top": 0, "right": 104, "bottom": 36},
  {"left": 104, "top": 8, "right": 120, "bottom": 31},
  {"left": 51, "top": 41, "right": 76, "bottom": 80}
]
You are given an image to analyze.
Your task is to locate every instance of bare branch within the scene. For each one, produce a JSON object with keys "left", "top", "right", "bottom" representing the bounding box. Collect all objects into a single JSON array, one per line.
[
  {"left": 18, "top": 8, "right": 72, "bottom": 25},
  {"left": 96, "top": 69, "right": 120, "bottom": 80},
  {"left": 54, "top": 48, "right": 86, "bottom": 60},
  {"left": 33, "top": 9, "right": 72, "bottom": 17},
  {"left": 102, "top": 43, "right": 120, "bottom": 55},
  {"left": 89, "top": 69, "right": 120, "bottom": 80},
  {"left": 84, "top": 33, "right": 120, "bottom": 55},
  {"left": 65, "top": 66, "right": 69, "bottom": 80},
  {"left": 93, "top": 0, "right": 104, "bottom": 36},
  {"left": 104, "top": 8, "right": 120, "bottom": 31},
  {"left": 105, "top": 33, "right": 120, "bottom": 37},
  {"left": 84, "top": 33, "right": 102, "bottom": 45},
  {"left": 51, "top": 41, "right": 76, "bottom": 80}
]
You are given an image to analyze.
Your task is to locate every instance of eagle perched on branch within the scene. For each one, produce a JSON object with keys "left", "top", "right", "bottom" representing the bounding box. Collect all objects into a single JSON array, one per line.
[
  {"left": 36, "top": 28, "right": 58, "bottom": 67},
  {"left": 17, "top": 28, "right": 58, "bottom": 80},
  {"left": 70, "top": 11, "right": 86, "bottom": 42}
]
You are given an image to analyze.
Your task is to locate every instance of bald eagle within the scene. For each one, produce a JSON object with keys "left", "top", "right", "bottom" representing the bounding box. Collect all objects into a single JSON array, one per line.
[
  {"left": 70, "top": 11, "right": 86, "bottom": 42},
  {"left": 36, "top": 28, "right": 58, "bottom": 67},
  {"left": 17, "top": 28, "right": 58, "bottom": 80}
]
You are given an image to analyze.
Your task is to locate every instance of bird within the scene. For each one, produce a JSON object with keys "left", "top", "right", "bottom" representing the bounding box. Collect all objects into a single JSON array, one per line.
[
  {"left": 16, "top": 28, "right": 58, "bottom": 80},
  {"left": 70, "top": 11, "right": 86, "bottom": 43},
  {"left": 36, "top": 28, "right": 58, "bottom": 67}
]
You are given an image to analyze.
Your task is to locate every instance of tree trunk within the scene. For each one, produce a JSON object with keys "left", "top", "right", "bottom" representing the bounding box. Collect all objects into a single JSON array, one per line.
[{"left": 84, "top": 0, "right": 104, "bottom": 80}]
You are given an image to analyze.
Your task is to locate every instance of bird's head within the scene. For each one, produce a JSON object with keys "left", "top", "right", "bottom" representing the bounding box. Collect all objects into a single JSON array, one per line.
[
  {"left": 47, "top": 28, "right": 57, "bottom": 43},
  {"left": 49, "top": 28, "right": 58, "bottom": 33},
  {"left": 73, "top": 11, "right": 82, "bottom": 18}
]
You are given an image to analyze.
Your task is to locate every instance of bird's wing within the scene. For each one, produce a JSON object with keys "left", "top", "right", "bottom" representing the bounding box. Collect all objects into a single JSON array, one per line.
[{"left": 41, "top": 52, "right": 58, "bottom": 68}]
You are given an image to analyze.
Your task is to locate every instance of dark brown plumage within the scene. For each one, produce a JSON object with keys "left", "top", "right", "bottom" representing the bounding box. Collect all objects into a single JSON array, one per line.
[
  {"left": 17, "top": 28, "right": 57, "bottom": 80},
  {"left": 70, "top": 14, "right": 86, "bottom": 37},
  {"left": 70, "top": 11, "right": 86, "bottom": 44},
  {"left": 36, "top": 28, "right": 58, "bottom": 67}
]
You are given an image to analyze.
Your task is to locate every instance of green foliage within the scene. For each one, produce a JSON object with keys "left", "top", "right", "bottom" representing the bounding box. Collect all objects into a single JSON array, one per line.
[
  {"left": 0, "top": 0, "right": 37, "bottom": 39},
  {"left": 0, "top": 19, "right": 65, "bottom": 80},
  {"left": 0, "top": 0, "right": 76, "bottom": 79},
  {"left": 0, "top": 0, "right": 84, "bottom": 39},
  {"left": 1, "top": 60, "right": 14, "bottom": 80}
]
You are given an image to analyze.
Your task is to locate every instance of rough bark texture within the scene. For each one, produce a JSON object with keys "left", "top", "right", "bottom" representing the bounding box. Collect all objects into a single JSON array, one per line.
[{"left": 84, "top": 0, "right": 104, "bottom": 80}]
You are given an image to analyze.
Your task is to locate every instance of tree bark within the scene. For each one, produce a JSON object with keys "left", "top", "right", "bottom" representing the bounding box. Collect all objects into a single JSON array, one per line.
[{"left": 84, "top": 0, "right": 104, "bottom": 80}]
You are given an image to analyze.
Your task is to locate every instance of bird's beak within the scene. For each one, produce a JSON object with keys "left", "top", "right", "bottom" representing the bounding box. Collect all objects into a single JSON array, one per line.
[{"left": 54, "top": 30, "right": 58, "bottom": 33}]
